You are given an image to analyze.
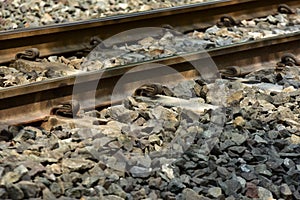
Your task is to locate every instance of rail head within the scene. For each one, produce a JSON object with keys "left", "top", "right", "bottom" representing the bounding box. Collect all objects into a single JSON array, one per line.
[
  {"left": 0, "top": 0, "right": 231, "bottom": 39},
  {"left": 1, "top": 0, "right": 297, "bottom": 39}
]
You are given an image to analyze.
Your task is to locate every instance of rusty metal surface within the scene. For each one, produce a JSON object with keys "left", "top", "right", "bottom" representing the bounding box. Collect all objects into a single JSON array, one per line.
[
  {"left": 0, "top": 0, "right": 299, "bottom": 64},
  {"left": 0, "top": 32, "right": 299, "bottom": 125}
]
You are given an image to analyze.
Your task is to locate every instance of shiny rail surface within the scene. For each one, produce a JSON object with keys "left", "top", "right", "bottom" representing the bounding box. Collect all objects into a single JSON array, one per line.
[
  {"left": 0, "top": 32, "right": 299, "bottom": 125},
  {"left": 0, "top": 0, "right": 299, "bottom": 64}
]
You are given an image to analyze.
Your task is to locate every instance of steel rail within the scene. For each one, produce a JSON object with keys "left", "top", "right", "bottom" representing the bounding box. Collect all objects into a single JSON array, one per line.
[
  {"left": 0, "top": 32, "right": 299, "bottom": 125},
  {"left": 0, "top": 0, "right": 299, "bottom": 65}
]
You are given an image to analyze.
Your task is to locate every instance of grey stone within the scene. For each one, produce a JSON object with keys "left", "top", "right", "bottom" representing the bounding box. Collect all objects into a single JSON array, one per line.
[
  {"left": 0, "top": 165, "right": 28, "bottom": 185},
  {"left": 254, "top": 135, "right": 268, "bottom": 144},
  {"left": 230, "top": 132, "right": 247, "bottom": 145},
  {"left": 94, "top": 185, "right": 108, "bottom": 196},
  {"left": 283, "top": 158, "right": 295, "bottom": 169},
  {"left": 293, "top": 191, "right": 300, "bottom": 200},
  {"left": 182, "top": 188, "right": 202, "bottom": 200},
  {"left": 109, "top": 105, "right": 139, "bottom": 123},
  {"left": 217, "top": 166, "right": 230, "bottom": 179},
  {"left": 107, "top": 172, "right": 120, "bottom": 182},
  {"left": 61, "top": 158, "right": 94, "bottom": 172},
  {"left": 65, "top": 187, "right": 95, "bottom": 198},
  {"left": 220, "top": 179, "right": 242, "bottom": 196},
  {"left": 17, "top": 181, "right": 40, "bottom": 198},
  {"left": 82, "top": 175, "right": 100, "bottom": 188},
  {"left": 220, "top": 139, "right": 235, "bottom": 151},
  {"left": 172, "top": 80, "right": 195, "bottom": 99},
  {"left": 207, "top": 187, "right": 222, "bottom": 198},
  {"left": 50, "top": 182, "right": 62, "bottom": 197},
  {"left": 28, "top": 163, "right": 46, "bottom": 177},
  {"left": 180, "top": 174, "right": 190, "bottom": 185},
  {"left": 135, "top": 155, "right": 152, "bottom": 168},
  {"left": 280, "top": 183, "right": 292, "bottom": 196},
  {"left": 236, "top": 176, "right": 246, "bottom": 189},
  {"left": 168, "top": 178, "right": 186, "bottom": 193},
  {"left": 205, "top": 25, "right": 220, "bottom": 34},
  {"left": 107, "top": 183, "right": 126, "bottom": 199},
  {"left": 15, "top": 164, "right": 28, "bottom": 176},
  {"left": 161, "top": 191, "right": 176, "bottom": 200},
  {"left": 0, "top": 187, "right": 7, "bottom": 199},
  {"left": 268, "top": 131, "right": 279, "bottom": 139},
  {"left": 257, "top": 187, "right": 274, "bottom": 200},
  {"left": 198, "top": 137, "right": 219, "bottom": 155},
  {"left": 131, "top": 187, "right": 147, "bottom": 199},
  {"left": 1, "top": 171, "right": 24, "bottom": 185},
  {"left": 0, "top": 166, "right": 4, "bottom": 178},
  {"left": 255, "top": 164, "right": 272, "bottom": 176},
  {"left": 149, "top": 177, "right": 162, "bottom": 189},
  {"left": 6, "top": 184, "right": 24, "bottom": 200},
  {"left": 104, "top": 195, "right": 124, "bottom": 200},
  {"left": 240, "top": 164, "right": 251, "bottom": 173},
  {"left": 228, "top": 146, "right": 247, "bottom": 154},
  {"left": 129, "top": 166, "right": 152, "bottom": 178},
  {"left": 13, "top": 128, "right": 36, "bottom": 141}
]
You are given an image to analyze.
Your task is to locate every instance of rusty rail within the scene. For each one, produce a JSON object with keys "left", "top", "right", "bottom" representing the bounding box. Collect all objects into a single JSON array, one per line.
[
  {"left": 0, "top": 0, "right": 299, "bottom": 64},
  {"left": 0, "top": 32, "right": 299, "bottom": 125}
]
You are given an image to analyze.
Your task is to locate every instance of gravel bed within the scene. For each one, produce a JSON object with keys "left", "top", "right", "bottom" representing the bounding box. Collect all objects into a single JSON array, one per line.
[
  {"left": 81, "top": 9, "right": 300, "bottom": 70},
  {"left": 0, "top": 0, "right": 214, "bottom": 31},
  {"left": 0, "top": 61, "right": 300, "bottom": 199},
  {"left": 1, "top": 9, "right": 299, "bottom": 89}
]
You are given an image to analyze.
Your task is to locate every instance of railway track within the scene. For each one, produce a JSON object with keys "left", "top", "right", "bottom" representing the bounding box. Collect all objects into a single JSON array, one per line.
[
  {"left": 0, "top": 0, "right": 300, "bottom": 126},
  {"left": 0, "top": 1, "right": 300, "bottom": 199},
  {"left": 1, "top": 31, "right": 299, "bottom": 125},
  {"left": 0, "top": 0, "right": 299, "bottom": 65}
]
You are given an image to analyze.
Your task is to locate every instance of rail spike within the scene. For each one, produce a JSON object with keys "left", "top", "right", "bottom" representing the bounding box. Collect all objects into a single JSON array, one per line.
[
  {"left": 50, "top": 100, "right": 80, "bottom": 118},
  {"left": 90, "top": 36, "right": 103, "bottom": 47},
  {"left": 220, "top": 66, "right": 243, "bottom": 77},
  {"left": 15, "top": 48, "right": 40, "bottom": 61},
  {"left": 133, "top": 83, "right": 174, "bottom": 97},
  {"left": 217, "top": 15, "right": 240, "bottom": 27},
  {"left": 276, "top": 53, "right": 300, "bottom": 71},
  {"left": 278, "top": 4, "right": 295, "bottom": 14}
]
